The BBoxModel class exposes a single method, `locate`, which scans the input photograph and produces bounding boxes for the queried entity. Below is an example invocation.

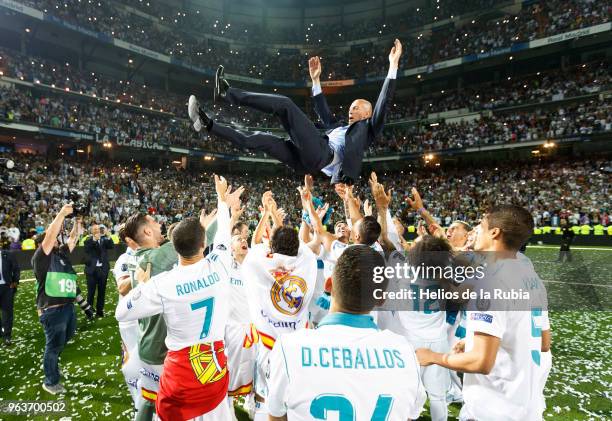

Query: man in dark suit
[83,224,114,317]
[188,39,402,185]
[0,249,20,346]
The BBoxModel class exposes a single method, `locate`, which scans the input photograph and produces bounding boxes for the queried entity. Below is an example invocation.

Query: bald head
[348,99,372,124]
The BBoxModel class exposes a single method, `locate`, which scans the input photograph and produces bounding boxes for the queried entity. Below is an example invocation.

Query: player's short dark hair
[232,222,248,235]
[486,204,534,250]
[333,245,386,313]
[270,226,299,256]
[408,235,453,280]
[118,224,127,243]
[358,216,381,246]
[123,213,149,245]
[171,217,205,258]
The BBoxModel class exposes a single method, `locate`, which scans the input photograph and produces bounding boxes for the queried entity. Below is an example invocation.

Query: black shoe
[96,311,104,318]
[214,65,230,102]
[188,95,213,132]
[3,337,12,347]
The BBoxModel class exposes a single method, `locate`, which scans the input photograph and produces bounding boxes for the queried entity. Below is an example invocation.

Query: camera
[67,190,90,217]
[75,287,94,320]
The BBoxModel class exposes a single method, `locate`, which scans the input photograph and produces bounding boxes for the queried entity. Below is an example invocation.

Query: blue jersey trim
[317,312,379,330]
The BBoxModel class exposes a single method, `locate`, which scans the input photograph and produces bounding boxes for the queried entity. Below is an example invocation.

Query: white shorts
[225,323,256,396]
[121,343,142,409]
[253,343,272,399]
[139,361,164,404]
[188,397,232,421]
[408,338,450,400]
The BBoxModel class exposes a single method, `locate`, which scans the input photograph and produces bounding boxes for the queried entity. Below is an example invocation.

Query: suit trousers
[211,87,333,173]
[0,284,16,339]
[86,267,108,315]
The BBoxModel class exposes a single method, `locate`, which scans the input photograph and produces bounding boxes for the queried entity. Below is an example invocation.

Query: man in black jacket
[0,249,20,346]
[84,224,114,317]
[188,39,402,185]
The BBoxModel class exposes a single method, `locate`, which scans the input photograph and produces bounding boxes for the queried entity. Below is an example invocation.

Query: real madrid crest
[269,269,308,316]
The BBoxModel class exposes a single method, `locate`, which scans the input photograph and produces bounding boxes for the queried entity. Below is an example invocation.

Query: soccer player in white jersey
[113,225,141,410]
[382,236,453,421]
[267,245,426,421]
[116,175,235,420]
[416,205,549,421]
[243,185,321,421]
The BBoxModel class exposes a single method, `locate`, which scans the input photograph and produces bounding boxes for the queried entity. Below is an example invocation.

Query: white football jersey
[267,313,426,421]
[115,203,234,351]
[113,248,138,331]
[227,259,250,324]
[462,257,548,421]
[242,242,318,347]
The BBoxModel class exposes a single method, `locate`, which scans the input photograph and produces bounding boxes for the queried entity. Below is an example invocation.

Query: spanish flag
[156,341,229,421]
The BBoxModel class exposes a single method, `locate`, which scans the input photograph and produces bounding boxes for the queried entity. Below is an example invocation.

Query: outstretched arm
[370,39,402,138]
[407,187,444,238]
[252,191,274,247]
[309,56,338,128]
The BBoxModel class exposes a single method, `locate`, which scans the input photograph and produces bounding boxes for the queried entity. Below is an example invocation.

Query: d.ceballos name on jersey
[301,346,405,370]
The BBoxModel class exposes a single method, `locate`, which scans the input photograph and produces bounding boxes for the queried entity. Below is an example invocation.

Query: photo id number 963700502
[0,401,67,415]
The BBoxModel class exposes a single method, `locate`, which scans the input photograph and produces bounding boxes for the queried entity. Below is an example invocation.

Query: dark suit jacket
[0,250,20,286]
[313,77,397,184]
[83,236,114,275]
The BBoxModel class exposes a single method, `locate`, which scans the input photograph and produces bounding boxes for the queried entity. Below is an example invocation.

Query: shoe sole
[188,95,202,132]
[214,65,224,103]
[188,95,199,121]
[42,384,65,395]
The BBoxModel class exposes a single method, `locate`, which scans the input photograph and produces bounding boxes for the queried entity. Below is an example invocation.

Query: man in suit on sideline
[188,39,402,186]
[0,249,20,346]
[84,224,114,317]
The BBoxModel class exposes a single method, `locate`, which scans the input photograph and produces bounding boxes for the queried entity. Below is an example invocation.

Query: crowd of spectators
[0,153,609,249]
[15,0,611,81]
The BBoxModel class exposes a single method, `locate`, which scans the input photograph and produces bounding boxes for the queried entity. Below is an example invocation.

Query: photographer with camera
[32,204,83,395]
[83,224,114,318]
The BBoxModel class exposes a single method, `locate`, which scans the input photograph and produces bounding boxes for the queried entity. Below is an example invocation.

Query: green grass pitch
[0,246,610,420]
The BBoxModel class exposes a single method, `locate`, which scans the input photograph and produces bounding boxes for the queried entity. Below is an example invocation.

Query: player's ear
[490,227,501,241]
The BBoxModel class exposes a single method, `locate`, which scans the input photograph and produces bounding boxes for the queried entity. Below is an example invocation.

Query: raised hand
[309,56,321,83]
[406,187,424,211]
[334,183,347,200]
[363,199,373,217]
[373,185,393,210]
[316,202,330,220]
[225,185,245,210]
[200,208,217,229]
[59,203,74,218]
[231,204,245,220]
[214,174,229,202]
[297,185,312,204]
[388,39,402,68]
[304,174,314,192]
